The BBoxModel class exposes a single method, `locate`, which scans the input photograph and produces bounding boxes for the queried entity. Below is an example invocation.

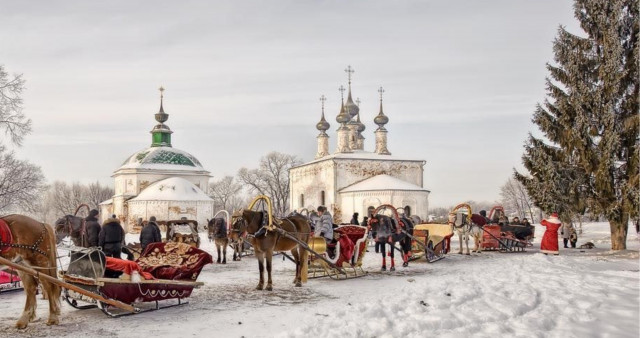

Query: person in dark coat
[85,209,101,247]
[350,213,359,225]
[99,216,125,258]
[139,216,162,252]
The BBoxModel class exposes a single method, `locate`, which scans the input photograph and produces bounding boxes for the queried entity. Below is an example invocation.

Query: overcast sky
[0,0,580,208]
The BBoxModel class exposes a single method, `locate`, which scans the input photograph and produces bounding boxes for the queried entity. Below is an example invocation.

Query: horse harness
[64,216,88,247]
[0,218,50,257]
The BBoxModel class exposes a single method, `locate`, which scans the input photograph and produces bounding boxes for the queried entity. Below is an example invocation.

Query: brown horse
[0,214,61,329]
[54,214,87,247]
[230,210,310,290]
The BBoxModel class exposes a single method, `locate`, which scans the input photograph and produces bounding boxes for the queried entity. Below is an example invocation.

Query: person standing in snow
[350,212,359,225]
[540,213,561,255]
[561,222,572,248]
[99,216,125,258]
[85,209,101,247]
[140,216,162,252]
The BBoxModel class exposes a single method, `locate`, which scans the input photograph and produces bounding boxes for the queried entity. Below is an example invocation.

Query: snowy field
[1,222,638,338]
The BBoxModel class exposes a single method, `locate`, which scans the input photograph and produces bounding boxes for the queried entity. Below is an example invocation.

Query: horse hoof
[46,318,59,326]
[458,252,463,255]
[16,320,28,329]
[266,285,273,291]
[465,253,470,256]
[222,261,226,264]
[295,282,302,287]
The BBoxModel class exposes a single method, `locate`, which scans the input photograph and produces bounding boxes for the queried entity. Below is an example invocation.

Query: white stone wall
[334,159,424,191]
[128,200,214,230]
[289,160,335,212]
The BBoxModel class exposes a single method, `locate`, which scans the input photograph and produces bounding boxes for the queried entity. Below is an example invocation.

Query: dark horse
[1,215,61,328]
[230,210,310,290]
[207,218,229,264]
[54,215,88,247]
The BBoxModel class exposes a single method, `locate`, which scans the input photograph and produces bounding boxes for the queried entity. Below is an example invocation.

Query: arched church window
[320,191,325,206]
[404,206,411,216]
[300,194,304,208]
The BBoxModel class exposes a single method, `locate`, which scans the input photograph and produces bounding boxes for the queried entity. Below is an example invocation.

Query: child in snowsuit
[569,227,578,248]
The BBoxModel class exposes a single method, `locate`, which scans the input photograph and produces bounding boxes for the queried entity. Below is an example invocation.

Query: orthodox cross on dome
[338,85,345,101]
[152,86,172,147]
[159,86,165,99]
[345,65,354,87]
[378,86,385,102]
[320,94,327,113]
[356,98,361,106]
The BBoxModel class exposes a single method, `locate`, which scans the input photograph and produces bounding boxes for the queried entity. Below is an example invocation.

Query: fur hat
[149,216,157,222]
[546,213,561,224]
[105,216,120,224]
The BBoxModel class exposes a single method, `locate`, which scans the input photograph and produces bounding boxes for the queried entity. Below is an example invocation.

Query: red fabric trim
[0,219,13,254]
[105,257,155,280]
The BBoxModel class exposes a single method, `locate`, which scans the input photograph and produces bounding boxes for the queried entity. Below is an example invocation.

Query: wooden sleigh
[61,242,212,317]
[307,225,369,279]
[481,206,535,252]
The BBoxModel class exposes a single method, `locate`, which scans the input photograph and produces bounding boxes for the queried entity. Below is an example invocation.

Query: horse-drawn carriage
[481,206,535,252]
[61,242,212,317]
[370,205,453,263]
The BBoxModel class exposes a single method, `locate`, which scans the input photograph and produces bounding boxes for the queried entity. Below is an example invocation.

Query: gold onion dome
[356,113,366,132]
[336,102,350,124]
[344,92,359,118]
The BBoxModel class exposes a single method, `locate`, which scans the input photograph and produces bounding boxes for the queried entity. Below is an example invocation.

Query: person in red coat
[540,213,561,255]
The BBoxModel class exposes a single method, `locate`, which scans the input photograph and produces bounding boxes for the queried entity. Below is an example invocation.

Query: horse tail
[300,246,308,283]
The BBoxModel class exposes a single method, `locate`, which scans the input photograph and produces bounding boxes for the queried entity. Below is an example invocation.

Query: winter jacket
[85,216,101,247]
[470,214,487,227]
[99,219,125,258]
[315,212,334,241]
[139,221,162,251]
[350,216,359,225]
[561,223,572,239]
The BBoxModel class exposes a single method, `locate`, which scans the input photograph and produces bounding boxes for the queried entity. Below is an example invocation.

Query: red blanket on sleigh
[136,242,213,280]
[105,257,155,280]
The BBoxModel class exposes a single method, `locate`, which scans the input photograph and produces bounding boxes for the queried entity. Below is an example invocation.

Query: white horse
[449,213,483,255]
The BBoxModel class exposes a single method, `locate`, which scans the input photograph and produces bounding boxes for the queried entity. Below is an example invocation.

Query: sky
[0,0,581,208]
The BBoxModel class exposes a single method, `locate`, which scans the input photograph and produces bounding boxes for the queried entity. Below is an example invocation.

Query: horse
[0,214,61,329]
[54,214,88,247]
[230,210,310,290]
[207,218,229,264]
[449,212,482,255]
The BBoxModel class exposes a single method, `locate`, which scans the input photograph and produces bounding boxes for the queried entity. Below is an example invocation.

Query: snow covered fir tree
[516,0,639,250]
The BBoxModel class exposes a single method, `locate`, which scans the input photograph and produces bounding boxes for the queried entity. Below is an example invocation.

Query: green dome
[119,146,204,171]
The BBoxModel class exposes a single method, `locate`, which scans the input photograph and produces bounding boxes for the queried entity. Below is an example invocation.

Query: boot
[255,227,267,238]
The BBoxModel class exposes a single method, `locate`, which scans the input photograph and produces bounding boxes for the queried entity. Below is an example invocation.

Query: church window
[300,194,304,208]
[320,191,325,206]
[404,206,411,216]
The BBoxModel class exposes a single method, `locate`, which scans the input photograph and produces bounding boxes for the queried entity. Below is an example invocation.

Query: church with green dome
[100,88,213,232]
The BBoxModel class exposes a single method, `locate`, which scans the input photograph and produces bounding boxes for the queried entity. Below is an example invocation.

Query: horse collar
[0,221,50,257]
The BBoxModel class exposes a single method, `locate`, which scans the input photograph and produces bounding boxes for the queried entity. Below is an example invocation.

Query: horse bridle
[0,220,50,257]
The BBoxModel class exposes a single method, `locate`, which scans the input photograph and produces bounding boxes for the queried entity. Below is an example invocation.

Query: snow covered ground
[0,222,638,338]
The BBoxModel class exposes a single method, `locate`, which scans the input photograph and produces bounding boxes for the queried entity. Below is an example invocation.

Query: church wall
[128,200,214,230]
[334,159,424,191]
[289,159,335,212]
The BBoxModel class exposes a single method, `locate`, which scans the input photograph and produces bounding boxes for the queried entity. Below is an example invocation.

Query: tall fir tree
[516,0,639,250]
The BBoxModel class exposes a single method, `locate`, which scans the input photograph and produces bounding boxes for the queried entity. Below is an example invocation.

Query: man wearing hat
[85,209,101,247]
[99,215,125,258]
[139,216,162,252]
[540,213,562,255]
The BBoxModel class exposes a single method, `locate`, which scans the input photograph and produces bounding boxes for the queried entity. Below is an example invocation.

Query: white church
[100,88,214,232]
[289,67,430,223]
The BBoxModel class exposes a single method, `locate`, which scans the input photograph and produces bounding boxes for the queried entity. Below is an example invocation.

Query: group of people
[540,212,578,255]
[82,209,162,259]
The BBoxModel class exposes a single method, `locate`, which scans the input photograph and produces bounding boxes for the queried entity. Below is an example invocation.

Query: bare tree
[86,181,114,210]
[208,176,242,211]
[500,177,535,221]
[0,145,45,213]
[237,151,301,216]
[0,65,44,214]
[0,65,31,146]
